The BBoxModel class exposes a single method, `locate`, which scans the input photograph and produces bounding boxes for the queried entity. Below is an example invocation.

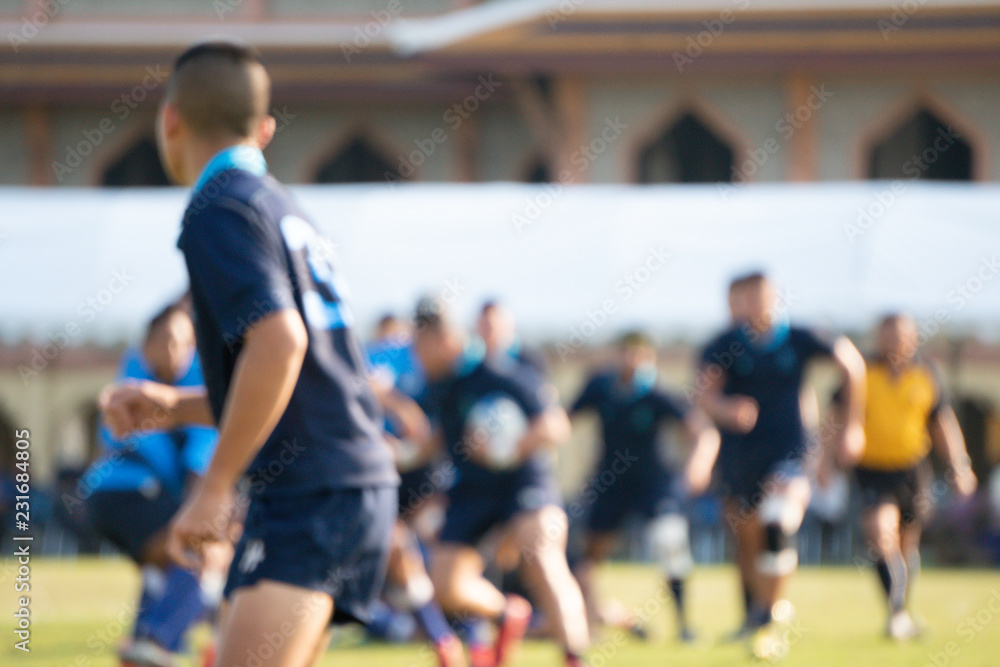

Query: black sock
[668,578,686,627]
[875,558,893,600]
[742,581,754,620]
[876,556,908,613]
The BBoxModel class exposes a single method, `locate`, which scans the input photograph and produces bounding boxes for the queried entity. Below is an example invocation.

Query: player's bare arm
[694,364,759,433]
[516,405,572,457]
[100,381,215,438]
[929,405,977,497]
[682,409,722,496]
[829,336,867,466]
[167,308,308,569]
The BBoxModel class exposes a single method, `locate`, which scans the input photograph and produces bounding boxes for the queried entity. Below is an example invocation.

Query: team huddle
[92,40,978,667]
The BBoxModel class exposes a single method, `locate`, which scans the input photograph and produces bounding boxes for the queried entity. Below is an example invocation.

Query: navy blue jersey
[569,371,689,477]
[427,347,553,489]
[177,166,398,497]
[700,324,834,464]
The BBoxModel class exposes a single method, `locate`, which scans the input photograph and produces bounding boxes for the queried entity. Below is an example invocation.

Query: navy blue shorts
[585,471,685,534]
[718,455,805,510]
[225,486,397,625]
[397,463,453,520]
[440,471,562,547]
[87,486,181,562]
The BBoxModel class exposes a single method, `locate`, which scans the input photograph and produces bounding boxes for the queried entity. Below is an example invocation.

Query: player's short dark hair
[414,296,447,332]
[166,40,270,139]
[479,299,501,315]
[619,330,654,350]
[730,271,768,292]
[145,302,188,341]
[879,312,914,329]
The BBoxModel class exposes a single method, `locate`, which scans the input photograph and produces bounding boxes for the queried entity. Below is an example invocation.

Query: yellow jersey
[858,360,942,471]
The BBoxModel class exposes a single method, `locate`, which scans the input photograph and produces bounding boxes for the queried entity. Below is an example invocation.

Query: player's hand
[166,479,235,571]
[722,396,759,433]
[952,465,977,499]
[836,421,865,467]
[99,380,178,439]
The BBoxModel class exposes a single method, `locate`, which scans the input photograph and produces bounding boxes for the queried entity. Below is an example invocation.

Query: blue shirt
[700,324,834,464]
[176,149,398,497]
[570,370,689,478]
[88,348,217,496]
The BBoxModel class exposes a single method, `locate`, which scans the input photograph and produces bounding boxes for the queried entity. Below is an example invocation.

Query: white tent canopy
[2,182,999,347]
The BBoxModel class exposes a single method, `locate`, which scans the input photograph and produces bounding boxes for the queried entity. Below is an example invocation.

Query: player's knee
[756,496,800,576]
[648,514,692,579]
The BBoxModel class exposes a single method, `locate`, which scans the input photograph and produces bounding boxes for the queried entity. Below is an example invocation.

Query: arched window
[315,136,401,183]
[638,112,735,183]
[868,107,972,180]
[102,136,170,187]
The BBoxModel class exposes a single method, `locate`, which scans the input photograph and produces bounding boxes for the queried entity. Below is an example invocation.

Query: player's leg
[387,522,465,667]
[752,471,810,626]
[647,512,695,640]
[573,530,619,633]
[431,543,507,618]
[216,581,334,667]
[509,505,590,665]
[724,496,761,639]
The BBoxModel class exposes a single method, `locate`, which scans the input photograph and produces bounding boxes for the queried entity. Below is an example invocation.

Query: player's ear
[158,102,182,139]
[255,114,277,150]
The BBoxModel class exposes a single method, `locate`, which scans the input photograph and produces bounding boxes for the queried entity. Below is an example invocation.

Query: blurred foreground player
[101,41,398,667]
[696,273,867,659]
[88,303,222,667]
[832,314,976,640]
[413,298,590,667]
[568,331,719,642]
[367,318,467,667]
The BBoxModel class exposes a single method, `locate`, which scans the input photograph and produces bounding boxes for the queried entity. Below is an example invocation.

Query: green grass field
[2,558,998,666]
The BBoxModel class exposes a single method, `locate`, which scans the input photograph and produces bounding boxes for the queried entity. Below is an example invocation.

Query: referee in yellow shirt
[835,314,976,641]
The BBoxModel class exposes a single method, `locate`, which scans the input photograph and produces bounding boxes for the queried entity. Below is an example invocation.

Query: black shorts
[584,471,685,534]
[718,455,805,511]
[225,486,397,625]
[855,461,932,525]
[87,486,181,562]
[440,473,562,547]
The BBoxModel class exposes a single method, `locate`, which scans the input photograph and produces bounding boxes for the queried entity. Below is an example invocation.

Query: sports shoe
[887,610,921,642]
[119,639,176,667]
[494,595,532,666]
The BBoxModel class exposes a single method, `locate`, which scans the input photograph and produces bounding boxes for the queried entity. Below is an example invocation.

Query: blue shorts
[87,486,181,562]
[440,470,561,547]
[225,486,397,625]
[585,470,685,534]
[718,454,805,510]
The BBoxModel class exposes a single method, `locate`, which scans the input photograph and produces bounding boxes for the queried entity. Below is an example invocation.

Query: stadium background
[0,0,999,583]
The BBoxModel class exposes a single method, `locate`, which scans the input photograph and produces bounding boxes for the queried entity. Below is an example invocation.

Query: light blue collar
[193,145,267,193]
[454,338,487,378]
